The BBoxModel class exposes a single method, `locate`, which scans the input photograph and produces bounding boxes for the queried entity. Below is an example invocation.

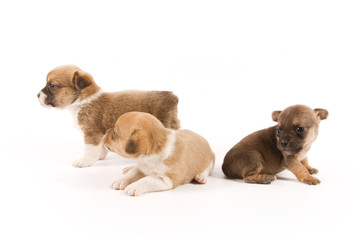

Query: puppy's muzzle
[280,139,288,148]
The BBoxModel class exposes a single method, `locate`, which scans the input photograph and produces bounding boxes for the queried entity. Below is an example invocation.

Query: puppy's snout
[37,92,40,98]
[280,139,288,148]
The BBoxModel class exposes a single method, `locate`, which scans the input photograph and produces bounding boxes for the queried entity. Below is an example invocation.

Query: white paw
[112,178,130,190]
[194,174,207,184]
[122,166,134,175]
[124,182,146,196]
[72,158,94,168]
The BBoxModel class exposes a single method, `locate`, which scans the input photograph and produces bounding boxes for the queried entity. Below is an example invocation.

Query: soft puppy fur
[38,65,180,167]
[222,105,328,185]
[103,112,215,196]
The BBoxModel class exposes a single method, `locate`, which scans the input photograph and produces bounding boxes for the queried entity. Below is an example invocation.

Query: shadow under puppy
[103,112,215,196]
[37,65,180,168]
[222,105,328,185]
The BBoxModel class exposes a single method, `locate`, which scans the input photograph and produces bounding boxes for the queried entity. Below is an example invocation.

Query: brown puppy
[103,112,215,196]
[38,65,180,167]
[222,105,328,185]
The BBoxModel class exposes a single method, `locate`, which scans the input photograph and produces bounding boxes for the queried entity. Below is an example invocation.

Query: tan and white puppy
[38,65,180,168]
[103,112,215,196]
[222,105,328,185]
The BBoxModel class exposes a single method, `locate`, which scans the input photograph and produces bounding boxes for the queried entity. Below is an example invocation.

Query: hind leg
[243,172,276,184]
[222,151,266,180]
[194,161,214,184]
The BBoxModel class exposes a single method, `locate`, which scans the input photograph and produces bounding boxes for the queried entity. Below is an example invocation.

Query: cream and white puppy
[37,65,180,168]
[103,112,215,196]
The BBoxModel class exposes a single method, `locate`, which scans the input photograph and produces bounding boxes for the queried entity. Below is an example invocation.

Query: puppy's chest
[296,147,311,161]
[67,105,82,130]
[136,155,169,176]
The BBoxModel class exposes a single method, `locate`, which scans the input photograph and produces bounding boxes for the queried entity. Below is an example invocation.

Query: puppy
[38,65,180,167]
[222,105,328,185]
[103,112,215,196]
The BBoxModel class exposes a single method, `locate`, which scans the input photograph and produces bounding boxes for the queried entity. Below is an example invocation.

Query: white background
[1,0,359,239]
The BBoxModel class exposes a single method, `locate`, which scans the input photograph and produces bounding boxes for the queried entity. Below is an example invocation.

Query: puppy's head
[103,112,169,158]
[272,105,328,155]
[37,65,99,108]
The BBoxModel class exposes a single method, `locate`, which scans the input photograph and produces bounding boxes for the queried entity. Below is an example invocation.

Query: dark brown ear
[72,70,92,90]
[125,140,138,154]
[125,129,140,154]
[314,108,328,120]
[272,111,282,122]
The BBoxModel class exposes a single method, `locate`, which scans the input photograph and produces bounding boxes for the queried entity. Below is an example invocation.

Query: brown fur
[103,112,215,192]
[38,65,180,167]
[222,105,328,185]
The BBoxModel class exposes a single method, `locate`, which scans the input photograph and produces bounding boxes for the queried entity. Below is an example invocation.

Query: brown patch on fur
[222,105,328,185]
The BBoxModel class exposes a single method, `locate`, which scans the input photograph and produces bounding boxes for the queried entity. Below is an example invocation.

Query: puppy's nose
[37,92,40,98]
[280,140,288,148]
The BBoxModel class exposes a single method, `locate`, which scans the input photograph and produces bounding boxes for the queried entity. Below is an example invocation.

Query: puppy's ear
[125,140,138,154]
[314,108,328,120]
[272,111,282,122]
[125,129,140,154]
[72,70,92,90]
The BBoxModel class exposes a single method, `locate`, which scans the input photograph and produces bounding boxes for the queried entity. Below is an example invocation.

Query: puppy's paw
[72,158,94,168]
[112,178,130,190]
[307,168,319,175]
[122,166,134,175]
[302,176,321,185]
[124,182,146,196]
[194,174,207,184]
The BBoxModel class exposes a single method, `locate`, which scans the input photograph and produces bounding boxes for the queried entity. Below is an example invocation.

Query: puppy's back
[105,90,180,130]
[222,126,282,178]
[166,130,215,186]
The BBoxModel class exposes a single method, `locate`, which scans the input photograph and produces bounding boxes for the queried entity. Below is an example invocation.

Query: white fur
[195,160,214,184]
[66,89,104,130]
[114,130,177,196]
[134,130,176,176]
[124,175,173,196]
[38,92,51,108]
[112,167,141,190]
[72,143,103,168]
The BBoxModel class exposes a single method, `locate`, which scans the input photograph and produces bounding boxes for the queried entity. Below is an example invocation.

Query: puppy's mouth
[38,91,56,108]
[279,146,303,155]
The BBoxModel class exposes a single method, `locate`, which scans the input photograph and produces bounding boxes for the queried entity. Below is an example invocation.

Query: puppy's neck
[135,130,176,176]
[72,89,104,107]
[66,89,104,129]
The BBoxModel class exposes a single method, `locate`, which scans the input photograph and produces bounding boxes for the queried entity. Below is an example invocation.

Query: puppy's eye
[276,128,281,135]
[112,130,117,138]
[48,83,55,89]
[295,127,304,132]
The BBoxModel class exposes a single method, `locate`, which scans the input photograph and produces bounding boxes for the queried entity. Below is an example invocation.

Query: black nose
[37,92,40,98]
[280,140,288,147]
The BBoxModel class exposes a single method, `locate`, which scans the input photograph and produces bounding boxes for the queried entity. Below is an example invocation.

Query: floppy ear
[72,70,92,90]
[125,140,138,154]
[272,111,281,122]
[314,108,328,120]
[125,129,140,154]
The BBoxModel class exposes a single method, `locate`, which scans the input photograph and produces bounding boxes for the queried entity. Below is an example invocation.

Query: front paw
[307,167,319,175]
[124,182,146,196]
[301,176,321,185]
[72,158,94,168]
[112,178,130,190]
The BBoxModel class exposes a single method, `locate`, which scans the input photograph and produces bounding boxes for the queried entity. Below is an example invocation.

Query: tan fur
[38,65,180,167]
[222,105,328,185]
[103,112,215,194]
